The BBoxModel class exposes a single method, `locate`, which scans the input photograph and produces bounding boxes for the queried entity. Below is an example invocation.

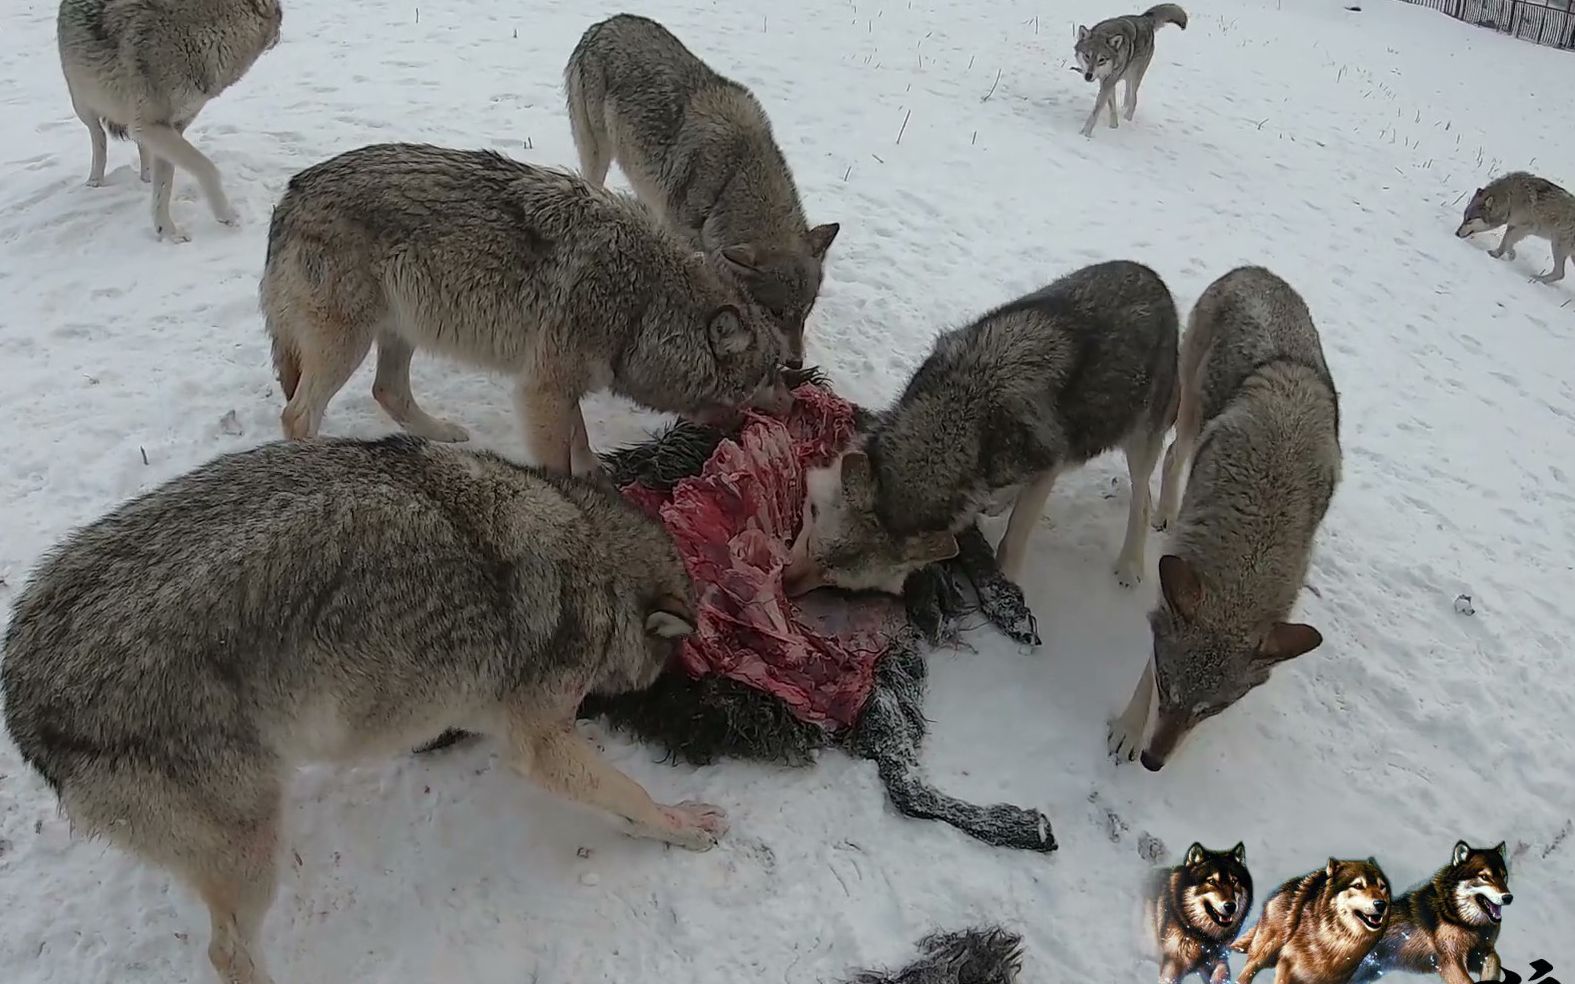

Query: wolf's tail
[563,24,609,179]
[1144,3,1188,29]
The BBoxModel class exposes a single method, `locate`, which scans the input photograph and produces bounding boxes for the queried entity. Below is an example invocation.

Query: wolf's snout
[1501,893,1514,905]
[1139,750,1164,771]
[1221,900,1237,917]
[1371,899,1387,915]
[1084,71,1094,81]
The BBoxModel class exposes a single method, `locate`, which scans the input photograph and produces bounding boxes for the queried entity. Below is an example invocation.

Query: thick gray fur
[1073,4,1187,138]
[1,435,729,984]
[57,0,282,241]
[1454,170,1575,284]
[787,260,1180,602]
[260,143,788,476]
[1109,266,1341,772]
[565,13,841,367]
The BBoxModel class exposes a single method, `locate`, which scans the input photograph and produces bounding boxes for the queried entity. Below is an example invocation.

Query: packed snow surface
[1,0,1571,980]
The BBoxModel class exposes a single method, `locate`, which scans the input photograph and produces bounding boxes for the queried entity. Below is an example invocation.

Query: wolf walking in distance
[1351,841,1513,984]
[565,13,841,367]
[784,260,1179,601]
[1146,842,1254,984]
[1109,266,1339,772]
[1232,858,1391,984]
[1073,4,1188,138]
[1455,170,1575,284]
[261,143,787,475]
[57,0,282,242]
[1,436,727,984]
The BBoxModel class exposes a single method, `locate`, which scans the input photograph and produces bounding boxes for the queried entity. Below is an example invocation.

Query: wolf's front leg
[511,720,728,851]
[1108,656,1155,763]
[1479,950,1502,982]
[1488,225,1526,260]
[1082,87,1110,137]
[515,378,578,474]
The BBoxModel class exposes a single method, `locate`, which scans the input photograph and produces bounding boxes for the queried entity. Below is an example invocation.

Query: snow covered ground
[2,0,1572,980]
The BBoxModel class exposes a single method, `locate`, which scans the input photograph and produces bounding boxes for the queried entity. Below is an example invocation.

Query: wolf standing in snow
[261,143,788,475]
[1,436,727,984]
[1147,842,1254,984]
[565,13,841,368]
[1350,841,1513,984]
[56,0,282,242]
[784,260,1179,602]
[1232,858,1391,984]
[1455,170,1575,284]
[1109,266,1339,772]
[1073,4,1187,138]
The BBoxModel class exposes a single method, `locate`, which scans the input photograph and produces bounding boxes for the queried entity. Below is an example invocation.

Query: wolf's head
[1074,24,1126,82]
[1175,842,1253,936]
[1139,555,1324,771]
[783,449,958,597]
[1442,841,1512,927]
[714,224,840,370]
[1455,185,1509,238]
[1328,858,1391,935]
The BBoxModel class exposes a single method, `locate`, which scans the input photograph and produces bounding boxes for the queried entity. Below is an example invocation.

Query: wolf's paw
[660,801,729,851]
[425,420,470,443]
[1107,718,1142,763]
[85,175,104,188]
[157,221,191,244]
[1150,517,1169,532]
[215,207,240,227]
[1115,560,1143,587]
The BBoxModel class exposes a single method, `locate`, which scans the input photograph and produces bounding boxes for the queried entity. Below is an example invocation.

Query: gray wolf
[1232,858,1391,984]
[1454,170,1575,284]
[57,0,282,242]
[1108,266,1339,771]
[1145,842,1253,984]
[565,13,840,367]
[1351,841,1512,984]
[0,435,727,984]
[260,143,788,475]
[784,260,1179,599]
[1073,4,1187,138]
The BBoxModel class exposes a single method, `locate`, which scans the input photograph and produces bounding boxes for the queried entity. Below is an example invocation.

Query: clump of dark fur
[843,927,1025,984]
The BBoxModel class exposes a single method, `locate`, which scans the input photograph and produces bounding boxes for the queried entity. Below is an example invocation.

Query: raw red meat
[620,385,890,729]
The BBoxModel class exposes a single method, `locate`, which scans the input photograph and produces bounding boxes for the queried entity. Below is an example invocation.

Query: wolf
[1232,858,1391,984]
[1454,170,1575,284]
[1108,266,1339,772]
[260,143,788,475]
[57,0,282,242]
[565,13,840,367]
[1350,841,1513,984]
[1073,4,1187,138]
[783,260,1179,601]
[0,435,727,984]
[1146,842,1253,984]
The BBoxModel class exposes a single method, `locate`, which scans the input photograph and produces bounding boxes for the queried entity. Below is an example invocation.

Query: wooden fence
[1400,0,1575,49]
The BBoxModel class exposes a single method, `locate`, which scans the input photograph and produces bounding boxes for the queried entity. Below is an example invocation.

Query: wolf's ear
[1257,622,1323,664]
[1110,35,1125,49]
[707,306,753,357]
[1158,555,1203,620]
[1453,840,1471,865]
[903,530,958,565]
[721,243,761,275]
[806,223,840,259]
[839,450,875,503]
[1326,857,1339,877]
[645,595,696,640]
[1232,842,1247,864]
[1493,841,1507,859]
[1076,23,1090,40]
[1482,194,1495,209]
[1185,843,1206,866]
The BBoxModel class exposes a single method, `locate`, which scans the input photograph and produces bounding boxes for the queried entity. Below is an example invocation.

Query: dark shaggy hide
[418,370,1054,853]
[842,927,1025,984]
